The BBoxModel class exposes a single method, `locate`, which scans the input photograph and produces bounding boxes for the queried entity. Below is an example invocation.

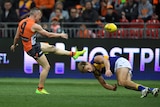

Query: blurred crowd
[0,0,160,38]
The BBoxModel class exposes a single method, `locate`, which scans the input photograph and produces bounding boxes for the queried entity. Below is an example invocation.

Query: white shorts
[114,57,132,75]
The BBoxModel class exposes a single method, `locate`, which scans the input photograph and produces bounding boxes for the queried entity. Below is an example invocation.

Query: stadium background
[0,38,160,80]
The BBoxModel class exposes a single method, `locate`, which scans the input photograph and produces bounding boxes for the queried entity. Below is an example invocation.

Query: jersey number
[20,22,27,35]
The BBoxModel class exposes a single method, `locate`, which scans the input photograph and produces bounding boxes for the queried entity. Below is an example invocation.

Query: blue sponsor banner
[0,38,160,80]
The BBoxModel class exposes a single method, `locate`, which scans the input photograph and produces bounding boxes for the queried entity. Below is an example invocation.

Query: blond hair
[78,61,87,73]
[30,7,42,15]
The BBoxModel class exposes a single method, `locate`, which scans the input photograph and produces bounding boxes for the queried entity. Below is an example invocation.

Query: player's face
[82,62,94,73]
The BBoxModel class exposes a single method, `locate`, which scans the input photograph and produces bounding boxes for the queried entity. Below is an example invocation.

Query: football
[104,23,117,33]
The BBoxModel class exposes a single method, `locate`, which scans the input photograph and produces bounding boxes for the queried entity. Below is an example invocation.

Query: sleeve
[104,55,109,60]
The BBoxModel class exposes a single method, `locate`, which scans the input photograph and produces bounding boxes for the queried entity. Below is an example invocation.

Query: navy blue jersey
[90,56,120,74]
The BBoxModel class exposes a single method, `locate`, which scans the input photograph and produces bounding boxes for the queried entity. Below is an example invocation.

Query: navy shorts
[27,42,43,60]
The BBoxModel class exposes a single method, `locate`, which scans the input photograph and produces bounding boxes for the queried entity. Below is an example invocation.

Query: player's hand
[112,84,117,91]
[10,44,18,52]
[105,70,113,77]
[60,33,68,39]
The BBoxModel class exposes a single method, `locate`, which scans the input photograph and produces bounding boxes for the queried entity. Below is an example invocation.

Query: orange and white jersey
[18,18,37,52]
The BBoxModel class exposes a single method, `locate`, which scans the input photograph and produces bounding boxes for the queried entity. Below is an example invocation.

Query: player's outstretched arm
[96,75,117,91]
[32,24,68,39]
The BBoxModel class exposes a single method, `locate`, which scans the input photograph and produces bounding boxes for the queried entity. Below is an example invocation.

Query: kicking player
[78,55,159,98]
[10,7,86,94]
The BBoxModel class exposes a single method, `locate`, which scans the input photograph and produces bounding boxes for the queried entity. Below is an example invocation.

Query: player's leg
[116,68,150,98]
[115,58,149,91]
[126,72,159,98]
[40,42,86,59]
[125,72,138,90]
[27,43,50,94]
[116,67,139,89]
[40,42,70,55]
[115,57,159,98]
[35,54,50,94]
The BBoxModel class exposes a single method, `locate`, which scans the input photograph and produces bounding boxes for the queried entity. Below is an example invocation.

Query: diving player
[78,55,159,98]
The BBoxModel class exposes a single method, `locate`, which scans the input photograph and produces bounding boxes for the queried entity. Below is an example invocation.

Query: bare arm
[32,24,68,39]
[95,75,117,91]
[10,28,20,52]
[103,56,113,77]
[93,55,116,90]
[94,55,112,77]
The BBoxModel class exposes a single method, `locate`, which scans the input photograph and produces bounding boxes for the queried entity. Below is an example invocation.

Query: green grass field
[0,78,159,107]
